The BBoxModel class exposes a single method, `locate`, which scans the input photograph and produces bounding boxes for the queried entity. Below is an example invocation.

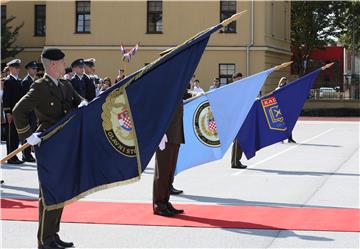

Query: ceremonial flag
[237,68,322,160]
[35,21,228,210]
[175,68,273,175]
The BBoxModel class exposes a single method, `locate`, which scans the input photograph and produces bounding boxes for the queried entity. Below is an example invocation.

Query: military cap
[71,58,84,68]
[65,67,73,74]
[84,58,96,67]
[6,59,21,68]
[42,48,65,60]
[25,61,38,69]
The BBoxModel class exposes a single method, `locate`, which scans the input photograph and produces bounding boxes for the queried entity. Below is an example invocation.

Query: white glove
[26,132,41,146]
[78,100,88,108]
[159,134,168,151]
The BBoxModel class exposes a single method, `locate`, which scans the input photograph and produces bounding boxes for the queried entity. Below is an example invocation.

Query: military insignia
[261,96,287,131]
[193,101,220,147]
[101,88,136,157]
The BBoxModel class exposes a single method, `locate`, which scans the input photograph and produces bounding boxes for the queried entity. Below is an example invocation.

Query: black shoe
[38,240,65,249]
[231,163,247,169]
[288,139,296,143]
[54,234,74,248]
[167,202,184,214]
[154,207,176,217]
[22,156,36,163]
[1,180,4,184]
[170,186,183,195]
[7,158,24,164]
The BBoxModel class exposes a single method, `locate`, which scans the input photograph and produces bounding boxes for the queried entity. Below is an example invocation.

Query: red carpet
[1,199,359,232]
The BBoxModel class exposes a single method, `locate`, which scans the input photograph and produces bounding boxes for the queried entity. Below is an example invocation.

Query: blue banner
[175,69,273,175]
[237,69,322,159]
[35,24,223,209]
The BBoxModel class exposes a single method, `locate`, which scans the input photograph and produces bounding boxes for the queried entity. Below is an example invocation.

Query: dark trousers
[6,122,19,161]
[231,139,243,166]
[38,190,63,246]
[153,143,180,211]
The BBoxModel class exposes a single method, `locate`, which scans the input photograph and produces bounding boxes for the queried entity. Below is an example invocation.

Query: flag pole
[273,61,293,71]
[220,10,248,26]
[321,62,334,70]
[0,143,31,164]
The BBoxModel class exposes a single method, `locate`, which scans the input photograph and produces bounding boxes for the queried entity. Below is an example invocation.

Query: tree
[1,16,24,61]
[291,1,346,76]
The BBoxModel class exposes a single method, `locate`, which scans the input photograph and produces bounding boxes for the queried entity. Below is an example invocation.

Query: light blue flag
[175,68,273,175]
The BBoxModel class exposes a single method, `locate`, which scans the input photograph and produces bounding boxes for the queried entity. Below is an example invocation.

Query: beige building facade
[1,0,291,93]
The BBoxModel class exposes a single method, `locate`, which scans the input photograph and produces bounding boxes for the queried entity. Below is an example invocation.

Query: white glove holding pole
[78,100,88,108]
[159,134,168,151]
[26,132,42,146]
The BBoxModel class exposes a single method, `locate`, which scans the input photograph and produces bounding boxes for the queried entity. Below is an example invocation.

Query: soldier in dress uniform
[2,59,24,164]
[70,58,86,98]
[152,45,189,216]
[20,61,38,162]
[13,48,86,249]
[83,58,97,101]
[153,98,186,217]
[277,77,296,143]
[230,72,247,169]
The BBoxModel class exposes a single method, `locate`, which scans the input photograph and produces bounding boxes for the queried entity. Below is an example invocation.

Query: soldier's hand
[26,132,42,146]
[78,100,88,108]
[6,113,12,124]
[159,134,168,151]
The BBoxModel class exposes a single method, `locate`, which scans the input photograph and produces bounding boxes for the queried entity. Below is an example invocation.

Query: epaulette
[34,77,48,85]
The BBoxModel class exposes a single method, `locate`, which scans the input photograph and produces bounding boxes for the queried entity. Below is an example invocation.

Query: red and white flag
[120,43,139,62]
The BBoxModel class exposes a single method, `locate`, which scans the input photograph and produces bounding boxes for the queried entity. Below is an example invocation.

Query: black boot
[54,234,74,248]
[170,185,183,195]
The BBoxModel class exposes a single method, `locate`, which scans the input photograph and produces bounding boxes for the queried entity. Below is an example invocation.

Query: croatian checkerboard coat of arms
[261,96,287,131]
[101,88,136,157]
[193,101,220,147]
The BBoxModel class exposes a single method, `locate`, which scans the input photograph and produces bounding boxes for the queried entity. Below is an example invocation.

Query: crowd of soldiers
[0,57,126,165]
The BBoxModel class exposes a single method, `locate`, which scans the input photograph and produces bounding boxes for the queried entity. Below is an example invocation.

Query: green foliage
[291,1,359,75]
[1,16,24,61]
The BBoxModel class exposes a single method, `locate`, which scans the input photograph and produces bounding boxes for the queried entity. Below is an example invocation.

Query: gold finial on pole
[221,10,248,27]
[321,62,334,70]
[273,61,293,71]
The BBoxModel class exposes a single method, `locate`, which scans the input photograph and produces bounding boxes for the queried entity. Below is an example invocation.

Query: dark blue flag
[35,24,224,210]
[237,69,321,160]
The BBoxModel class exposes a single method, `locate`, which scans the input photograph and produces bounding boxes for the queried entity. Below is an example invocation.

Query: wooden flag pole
[321,62,334,70]
[1,143,31,164]
[273,61,293,71]
[221,10,248,26]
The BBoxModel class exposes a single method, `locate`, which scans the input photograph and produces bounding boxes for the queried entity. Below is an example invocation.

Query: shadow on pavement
[297,143,341,148]
[178,194,347,209]
[175,214,333,241]
[246,168,359,177]
[1,198,36,209]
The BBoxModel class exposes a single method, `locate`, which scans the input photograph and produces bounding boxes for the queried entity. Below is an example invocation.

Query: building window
[76,1,90,33]
[220,0,236,33]
[219,64,235,85]
[147,0,162,34]
[34,5,46,36]
[1,5,6,25]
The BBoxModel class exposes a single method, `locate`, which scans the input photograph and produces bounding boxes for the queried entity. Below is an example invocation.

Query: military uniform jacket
[12,75,82,140]
[83,74,96,101]
[166,102,185,144]
[21,75,34,96]
[70,74,86,98]
[3,75,23,114]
